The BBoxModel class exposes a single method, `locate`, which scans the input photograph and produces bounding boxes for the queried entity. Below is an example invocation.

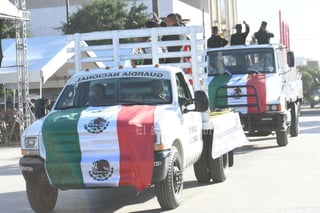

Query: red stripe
[247,74,266,113]
[117,105,155,191]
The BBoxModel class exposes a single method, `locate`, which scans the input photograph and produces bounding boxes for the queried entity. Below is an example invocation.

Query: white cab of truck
[206,44,303,146]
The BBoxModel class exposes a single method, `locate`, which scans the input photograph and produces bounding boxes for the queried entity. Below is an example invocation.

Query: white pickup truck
[19,26,247,212]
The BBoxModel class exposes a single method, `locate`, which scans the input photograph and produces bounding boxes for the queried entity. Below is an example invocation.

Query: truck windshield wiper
[55,105,78,110]
[212,71,232,76]
[119,100,147,105]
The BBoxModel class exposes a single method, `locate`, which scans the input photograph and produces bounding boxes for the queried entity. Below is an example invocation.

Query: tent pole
[4,84,6,111]
[40,75,43,98]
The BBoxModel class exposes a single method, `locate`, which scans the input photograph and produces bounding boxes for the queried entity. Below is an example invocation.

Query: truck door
[175,73,203,166]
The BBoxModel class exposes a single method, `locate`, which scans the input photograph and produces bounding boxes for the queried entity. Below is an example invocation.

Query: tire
[26,180,58,213]
[193,149,210,183]
[228,150,234,167]
[311,102,314,108]
[193,134,211,183]
[155,146,183,210]
[290,103,299,137]
[276,129,288,146]
[209,153,228,183]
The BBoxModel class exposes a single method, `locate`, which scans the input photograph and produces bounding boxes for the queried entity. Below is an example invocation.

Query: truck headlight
[21,136,40,156]
[266,104,281,112]
[313,96,319,101]
[153,129,171,151]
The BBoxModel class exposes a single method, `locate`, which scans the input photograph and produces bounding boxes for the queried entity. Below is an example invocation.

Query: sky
[237,0,320,61]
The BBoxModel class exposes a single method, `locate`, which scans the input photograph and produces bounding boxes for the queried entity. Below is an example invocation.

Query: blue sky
[237,0,320,61]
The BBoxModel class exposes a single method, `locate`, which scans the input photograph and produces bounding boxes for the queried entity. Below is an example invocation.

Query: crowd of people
[132,13,275,66]
[131,12,190,66]
[0,107,20,144]
[207,20,274,48]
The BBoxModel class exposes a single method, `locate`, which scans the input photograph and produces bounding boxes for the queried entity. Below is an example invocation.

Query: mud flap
[209,111,248,159]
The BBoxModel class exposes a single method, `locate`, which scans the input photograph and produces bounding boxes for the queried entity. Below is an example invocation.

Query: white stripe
[265,74,281,104]
[227,74,248,113]
[77,106,121,187]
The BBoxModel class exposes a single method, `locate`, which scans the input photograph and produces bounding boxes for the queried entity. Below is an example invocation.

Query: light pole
[152,0,159,17]
[66,0,70,25]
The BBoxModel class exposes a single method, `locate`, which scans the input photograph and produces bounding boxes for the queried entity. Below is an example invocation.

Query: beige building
[21,0,237,40]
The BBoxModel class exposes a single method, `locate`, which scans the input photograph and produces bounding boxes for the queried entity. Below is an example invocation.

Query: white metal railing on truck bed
[66,26,207,90]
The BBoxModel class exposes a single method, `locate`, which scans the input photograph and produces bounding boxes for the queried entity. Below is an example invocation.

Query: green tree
[1,19,16,67]
[59,0,149,34]
[0,20,15,38]
[298,65,320,99]
[0,19,16,98]
[124,2,148,29]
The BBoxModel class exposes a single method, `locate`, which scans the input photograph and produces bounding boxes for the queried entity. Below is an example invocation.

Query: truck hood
[208,73,282,113]
[40,105,157,191]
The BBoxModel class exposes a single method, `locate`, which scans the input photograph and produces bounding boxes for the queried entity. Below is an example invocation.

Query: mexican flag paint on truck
[42,105,155,192]
[208,73,281,114]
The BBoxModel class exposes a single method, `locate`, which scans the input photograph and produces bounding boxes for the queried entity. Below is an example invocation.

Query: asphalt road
[1,104,320,213]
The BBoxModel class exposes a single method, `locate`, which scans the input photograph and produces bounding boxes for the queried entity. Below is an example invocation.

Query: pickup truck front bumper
[152,150,171,182]
[240,112,288,132]
[19,150,171,185]
[19,157,47,183]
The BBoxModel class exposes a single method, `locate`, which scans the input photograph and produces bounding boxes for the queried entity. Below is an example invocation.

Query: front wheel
[155,146,183,210]
[276,129,288,146]
[193,136,210,183]
[290,103,299,137]
[26,180,58,213]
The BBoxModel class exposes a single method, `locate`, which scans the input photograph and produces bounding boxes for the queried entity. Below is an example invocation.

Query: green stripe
[208,76,232,110]
[42,108,85,187]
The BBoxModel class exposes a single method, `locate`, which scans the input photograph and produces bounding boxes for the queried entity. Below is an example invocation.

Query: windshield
[54,77,172,109]
[312,88,320,95]
[207,48,275,76]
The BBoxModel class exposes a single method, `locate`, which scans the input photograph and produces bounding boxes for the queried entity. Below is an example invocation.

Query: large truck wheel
[209,153,228,183]
[290,103,299,137]
[193,138,210,183]
[155,146,183,209]
[26,180,58,213]
[276,129,288,146]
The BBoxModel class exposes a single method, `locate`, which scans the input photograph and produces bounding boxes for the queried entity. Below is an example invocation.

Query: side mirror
[194,90,209,112]
[287,51,295,67]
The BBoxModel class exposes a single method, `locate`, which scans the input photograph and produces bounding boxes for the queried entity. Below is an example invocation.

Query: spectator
[252,21,274,44]
[153,12,166,27]
[161,13,187,63]
[207,26,228,48]
[230,21,250,45]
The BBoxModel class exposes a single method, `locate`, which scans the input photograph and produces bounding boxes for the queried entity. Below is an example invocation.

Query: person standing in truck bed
[252,21,274,44]
[207,26,228,48]
[161,13,187,63]
[230,21,250,45]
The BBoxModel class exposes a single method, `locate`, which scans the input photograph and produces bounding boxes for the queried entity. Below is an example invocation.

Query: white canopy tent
[0,0,25,19]
[0,35,104,92]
